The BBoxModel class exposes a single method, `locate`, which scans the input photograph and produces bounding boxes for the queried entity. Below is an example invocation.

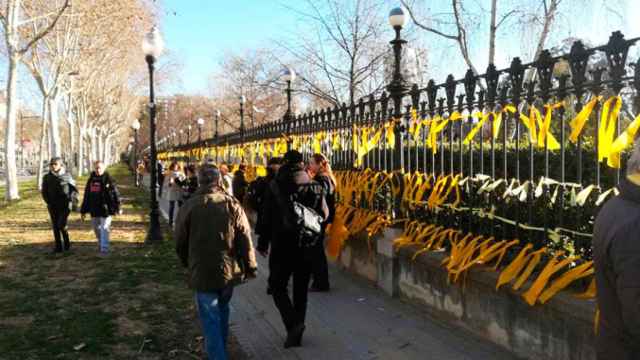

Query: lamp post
[131,118,141,186]
[187,124,192,145]
[197,117,204,142]
[180,129,184,145]
[281,67,296,149]
[215,110,220,163]
[387,7,409,171]
[171,131,176,146]
[240,96,246,157]
[142,26,164,243]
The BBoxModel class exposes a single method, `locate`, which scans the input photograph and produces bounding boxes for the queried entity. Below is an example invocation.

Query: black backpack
[270,181,324,248]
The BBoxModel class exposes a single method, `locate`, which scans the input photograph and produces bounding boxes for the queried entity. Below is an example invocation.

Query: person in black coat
[42,157,78,253]
[179,164,199,202]
[232,163,249,203]
[258,150,328,349]
[80,161,121,254]
[307,153,336,292]
[593,142,640,360]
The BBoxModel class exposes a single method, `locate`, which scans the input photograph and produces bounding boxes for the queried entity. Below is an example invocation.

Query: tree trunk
[489,0,497,65]
[77,127,85,176]
[102,136,111,166]
[48,96,62,158]
[97,133,104,163]
[36,116,48,190]
[89,130,96,166]
[4,51,20,200]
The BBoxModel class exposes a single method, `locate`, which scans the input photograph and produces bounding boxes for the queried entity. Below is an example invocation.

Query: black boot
[284,324,305,348]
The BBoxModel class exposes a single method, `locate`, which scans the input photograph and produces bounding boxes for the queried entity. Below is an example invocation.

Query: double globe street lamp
[142,26,164,244]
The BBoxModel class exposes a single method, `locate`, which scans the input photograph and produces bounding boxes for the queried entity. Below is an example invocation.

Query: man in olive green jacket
[175,164,257,360]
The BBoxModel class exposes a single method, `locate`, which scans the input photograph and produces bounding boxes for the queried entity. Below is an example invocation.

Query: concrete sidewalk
[152,183,517,359]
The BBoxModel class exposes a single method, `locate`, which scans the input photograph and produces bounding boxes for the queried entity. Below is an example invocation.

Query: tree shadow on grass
[0,240,209,359]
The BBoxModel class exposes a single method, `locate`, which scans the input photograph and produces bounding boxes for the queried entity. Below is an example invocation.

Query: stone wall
[335,227,597,360]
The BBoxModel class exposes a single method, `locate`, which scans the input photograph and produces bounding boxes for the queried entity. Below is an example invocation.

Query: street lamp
[197,117,205,142]
[131,118,141,187]
[281,66,296,148]
[387,7,409,171]
[180,129,185,145]
[215,110,220,163]
[142,25,164,244]
[187,124,192,144]
[240,96,246,153]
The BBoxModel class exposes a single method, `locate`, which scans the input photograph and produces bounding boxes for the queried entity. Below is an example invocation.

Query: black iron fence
[160,31,640,260]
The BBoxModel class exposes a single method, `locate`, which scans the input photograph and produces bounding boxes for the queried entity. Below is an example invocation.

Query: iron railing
[160,31,640,260]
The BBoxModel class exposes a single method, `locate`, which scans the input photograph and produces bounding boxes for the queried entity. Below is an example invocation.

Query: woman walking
[165,161,186,227]
[180,164,199,202]
[307,153,336,292]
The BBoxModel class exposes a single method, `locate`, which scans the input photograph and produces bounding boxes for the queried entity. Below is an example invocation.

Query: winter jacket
[174,186,257,292]
[165,171,185,202]
[593,177,640,360]
[251,171,276,237]
[80,171,121,218]
[232,170,248,203]
[178,176,199,201]
[222,174,234,196]
[257,163,328,253]
[314,173,336,225]
[42,170,78,211]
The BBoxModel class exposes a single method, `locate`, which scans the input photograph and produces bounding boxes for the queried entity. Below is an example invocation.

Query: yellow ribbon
[598,96,623,168]
[569,96,602,142]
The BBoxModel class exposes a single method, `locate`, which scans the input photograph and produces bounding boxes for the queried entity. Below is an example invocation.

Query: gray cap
[198,164,221,185]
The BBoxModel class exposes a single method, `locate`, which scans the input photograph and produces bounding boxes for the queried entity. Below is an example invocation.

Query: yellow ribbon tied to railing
[569,96,602,142]
[598,96,623,168]
[608,113,640,168]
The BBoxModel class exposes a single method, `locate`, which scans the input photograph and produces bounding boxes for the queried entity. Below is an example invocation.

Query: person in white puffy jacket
[165,161,186,226]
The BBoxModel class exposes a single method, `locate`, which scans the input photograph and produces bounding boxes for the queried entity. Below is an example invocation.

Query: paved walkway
[155,187,518,360]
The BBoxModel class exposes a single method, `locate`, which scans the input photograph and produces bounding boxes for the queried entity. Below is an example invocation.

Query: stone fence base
[335,227,596,360]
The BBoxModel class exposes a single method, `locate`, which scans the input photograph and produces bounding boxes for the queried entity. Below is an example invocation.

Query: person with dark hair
[179,164,199,202]
[165,161,185,227]
[175,163,257,360]
[80,161,121,255]
[259,150,328,348]
[42,157,78,253]
[251,157,282,295]
[232,163,249,203]
[593,141,640,359]
[307,153,337,292]
[219,163,233,195]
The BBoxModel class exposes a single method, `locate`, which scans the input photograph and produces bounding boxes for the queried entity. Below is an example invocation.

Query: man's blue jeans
[195,287,234,360]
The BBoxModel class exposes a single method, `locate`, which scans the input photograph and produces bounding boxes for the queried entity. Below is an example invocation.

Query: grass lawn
[0,164,245,359]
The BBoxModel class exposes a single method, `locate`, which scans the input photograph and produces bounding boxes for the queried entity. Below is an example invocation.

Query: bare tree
[276,0,388,106]
[1,0,69,200]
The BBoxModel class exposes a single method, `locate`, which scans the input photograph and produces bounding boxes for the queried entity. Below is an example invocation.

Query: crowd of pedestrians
[157,150,336,357]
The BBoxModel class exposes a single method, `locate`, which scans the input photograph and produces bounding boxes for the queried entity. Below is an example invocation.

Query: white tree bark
[47,96,62,157]
[1,0,70,199]
[36,115,48,190]
[4,52,20,199]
